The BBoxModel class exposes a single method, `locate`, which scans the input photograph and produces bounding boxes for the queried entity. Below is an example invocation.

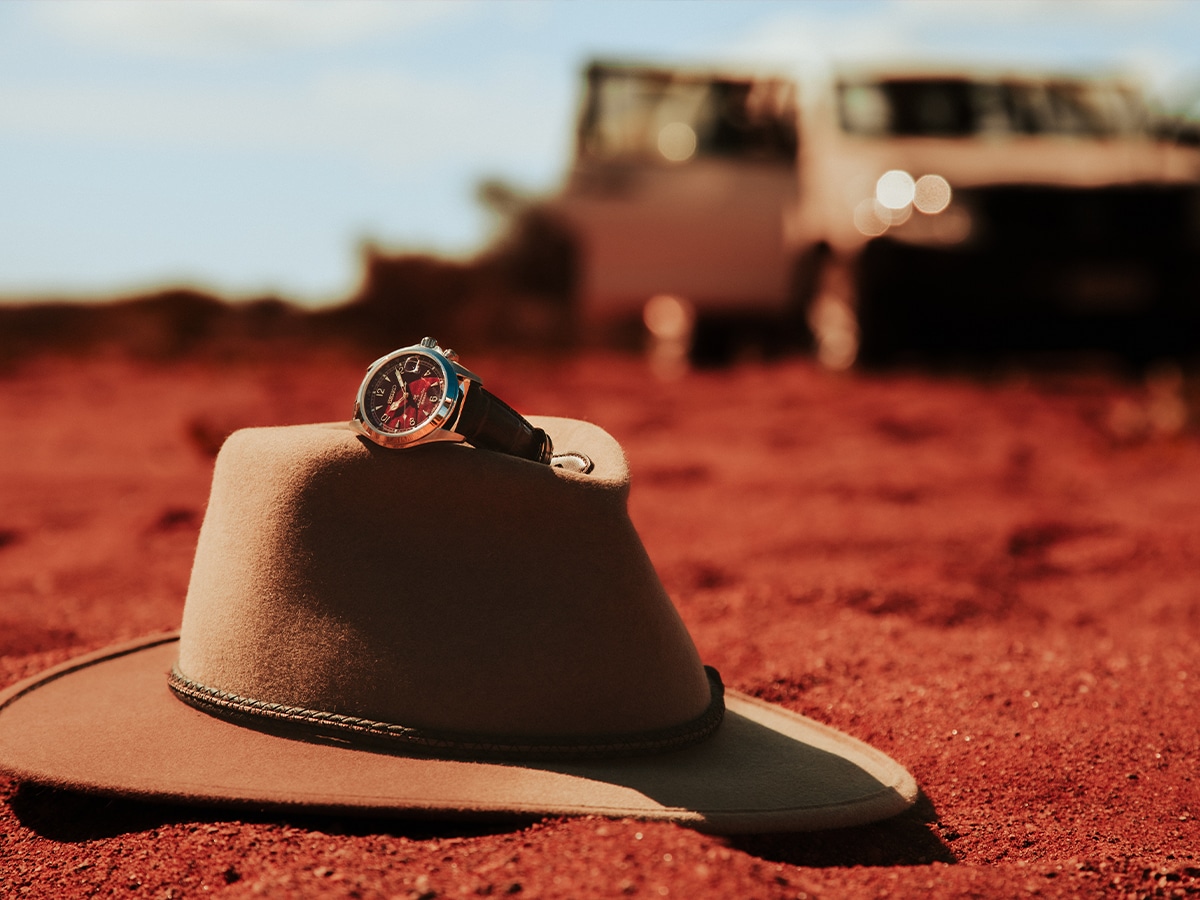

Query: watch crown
[419,336,437,349]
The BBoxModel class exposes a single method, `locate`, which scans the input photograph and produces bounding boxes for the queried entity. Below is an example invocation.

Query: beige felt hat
[0,418,918,833]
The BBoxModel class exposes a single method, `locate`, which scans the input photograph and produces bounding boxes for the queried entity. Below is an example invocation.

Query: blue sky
[1,0,1198,306]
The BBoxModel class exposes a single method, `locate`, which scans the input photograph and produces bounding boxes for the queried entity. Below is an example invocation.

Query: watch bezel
[351,345,464,449]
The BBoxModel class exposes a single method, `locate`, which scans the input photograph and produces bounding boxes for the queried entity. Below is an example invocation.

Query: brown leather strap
[167,666,725,761]
[453,385,553,464]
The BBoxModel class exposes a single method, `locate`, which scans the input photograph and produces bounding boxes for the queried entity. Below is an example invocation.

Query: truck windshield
[578,65,798,163]
[838,77,1147,139]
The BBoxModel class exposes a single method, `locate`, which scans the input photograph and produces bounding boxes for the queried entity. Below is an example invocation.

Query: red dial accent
[364,354,446,435]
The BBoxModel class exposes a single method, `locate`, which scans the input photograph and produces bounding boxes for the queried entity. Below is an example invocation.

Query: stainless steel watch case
[349,338,480,450]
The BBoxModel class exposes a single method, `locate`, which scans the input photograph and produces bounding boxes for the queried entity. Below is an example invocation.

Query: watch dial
[363,353,447,434]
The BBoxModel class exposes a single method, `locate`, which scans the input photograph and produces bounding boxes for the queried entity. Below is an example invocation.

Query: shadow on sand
[7,780,530,843]
[729,791,955,867]
[9,781,952,868]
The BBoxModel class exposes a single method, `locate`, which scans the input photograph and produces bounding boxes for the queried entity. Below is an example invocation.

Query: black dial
[363,353,447,434]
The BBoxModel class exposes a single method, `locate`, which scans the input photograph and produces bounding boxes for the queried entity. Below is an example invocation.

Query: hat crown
[176,419,714,753]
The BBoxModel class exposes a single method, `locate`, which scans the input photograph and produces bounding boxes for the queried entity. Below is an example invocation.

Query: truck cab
[798,66,1200,365]
[548,61,805,360]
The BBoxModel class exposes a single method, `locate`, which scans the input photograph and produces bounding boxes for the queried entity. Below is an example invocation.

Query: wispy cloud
[724,0,1200,95]
[31,0,470,58]
[0,67,562,178]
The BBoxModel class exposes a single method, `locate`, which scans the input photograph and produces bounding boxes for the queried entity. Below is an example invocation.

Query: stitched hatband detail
[168,666,725,761]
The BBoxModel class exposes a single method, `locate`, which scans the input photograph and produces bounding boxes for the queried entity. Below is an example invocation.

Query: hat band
[167,666,725,761]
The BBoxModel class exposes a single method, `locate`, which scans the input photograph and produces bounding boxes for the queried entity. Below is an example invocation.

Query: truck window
[839,79,976,137]
[838,77,1150,139]
[578,65,797,164]
[1004,81,1145,137]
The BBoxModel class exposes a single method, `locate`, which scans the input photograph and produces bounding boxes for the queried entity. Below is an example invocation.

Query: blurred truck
[547,59,1200,366]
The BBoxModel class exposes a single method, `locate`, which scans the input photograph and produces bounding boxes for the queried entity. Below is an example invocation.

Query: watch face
[362,352,448,435]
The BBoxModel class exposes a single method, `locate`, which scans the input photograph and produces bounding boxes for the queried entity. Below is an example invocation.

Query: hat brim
[0,635,917,833]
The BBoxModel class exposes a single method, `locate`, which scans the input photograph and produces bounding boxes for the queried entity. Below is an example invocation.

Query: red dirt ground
[2,345,1199,898]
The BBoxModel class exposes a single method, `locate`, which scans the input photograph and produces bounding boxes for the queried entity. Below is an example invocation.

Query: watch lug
[418,428,467,445]
[449,360,482,384]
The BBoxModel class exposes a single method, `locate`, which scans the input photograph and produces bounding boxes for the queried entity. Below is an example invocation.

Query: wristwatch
[350,337,553,464]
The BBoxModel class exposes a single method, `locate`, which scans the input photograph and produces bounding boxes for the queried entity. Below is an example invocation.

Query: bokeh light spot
[644,294,695,381]
[853,198,889,236]
[881,201,913,227]
[658,122,697,162]
[914,174,952,214]
[643,293,694,339]
[876,170,916,210]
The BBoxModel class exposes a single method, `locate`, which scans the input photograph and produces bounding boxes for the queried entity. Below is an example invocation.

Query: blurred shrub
[0,194,579,367]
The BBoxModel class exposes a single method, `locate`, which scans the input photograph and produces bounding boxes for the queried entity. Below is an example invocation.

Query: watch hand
[388,379,410,414]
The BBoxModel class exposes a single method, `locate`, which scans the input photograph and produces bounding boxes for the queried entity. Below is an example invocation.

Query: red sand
[2,347,1199,898]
